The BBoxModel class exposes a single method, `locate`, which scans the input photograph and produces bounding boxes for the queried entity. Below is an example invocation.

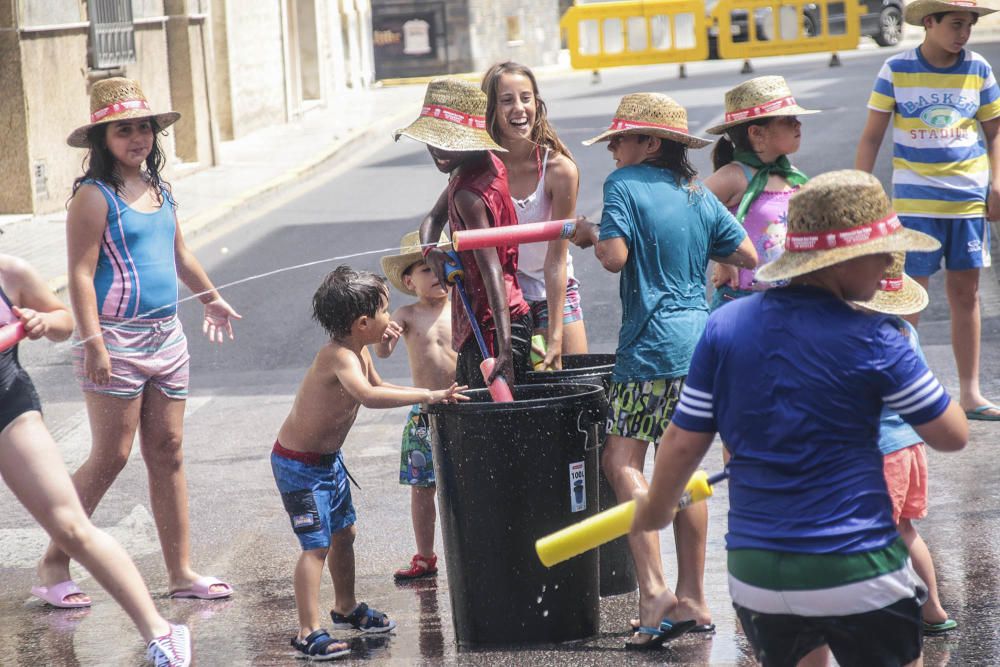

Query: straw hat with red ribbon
[755,170,940,283]
[904,0,997,26]
[706,76,819,135]
[67,77,180,148]
[393,78,504,152]
[582,93,710,149]
[852,252,929,316]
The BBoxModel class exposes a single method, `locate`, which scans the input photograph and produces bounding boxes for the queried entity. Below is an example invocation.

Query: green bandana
[732,150,809,223]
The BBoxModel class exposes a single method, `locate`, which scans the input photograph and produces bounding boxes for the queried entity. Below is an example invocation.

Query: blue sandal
[624,618,697,650]
[331,602,397,634]
[291,629,350,661]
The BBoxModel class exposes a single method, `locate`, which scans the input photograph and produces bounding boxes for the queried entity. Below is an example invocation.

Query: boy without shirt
[272,266,464,661]
[377,233,458,580]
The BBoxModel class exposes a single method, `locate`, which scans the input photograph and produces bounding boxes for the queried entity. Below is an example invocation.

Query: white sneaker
[146,624,192,667]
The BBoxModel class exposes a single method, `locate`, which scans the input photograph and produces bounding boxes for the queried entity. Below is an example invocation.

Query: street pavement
[3,37,1000,665]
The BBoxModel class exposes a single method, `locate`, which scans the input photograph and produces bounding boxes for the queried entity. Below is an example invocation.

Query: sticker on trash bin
[569,461,586,512]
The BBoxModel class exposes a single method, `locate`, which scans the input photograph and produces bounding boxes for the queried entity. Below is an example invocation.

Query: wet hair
[928,11,978,24]
[481,61,574,163]
[711,118,773,171]
[637,135,698,185]
[70,118,171,204]
[312,266,389,340]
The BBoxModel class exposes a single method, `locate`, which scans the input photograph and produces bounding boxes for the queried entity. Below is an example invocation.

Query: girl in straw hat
[571,93,758,648]
[853,254,958,638]
[633,170,968,667]
[396,77,534,389]
[38,78,240,607]
[479,62,588,369]
[704,75,818,310]
[0,254,191,665]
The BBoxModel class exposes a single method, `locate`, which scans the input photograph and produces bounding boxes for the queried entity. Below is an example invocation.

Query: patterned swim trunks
[400,405,435,487]
[606,377,686,443]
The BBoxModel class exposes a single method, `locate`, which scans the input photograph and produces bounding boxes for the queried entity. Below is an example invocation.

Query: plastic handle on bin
[480,357,514,403]
[0,321,26,353]
[535,470,728,567]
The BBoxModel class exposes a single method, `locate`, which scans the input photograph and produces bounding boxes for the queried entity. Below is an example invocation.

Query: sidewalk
[0,83,426,294]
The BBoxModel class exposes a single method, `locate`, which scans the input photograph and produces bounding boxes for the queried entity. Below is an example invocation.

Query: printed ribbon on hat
[879,276,904,292]
[90,99,151,123]
[420,104,486,129]
[725,96,797,123]
[608,117,687,133]
[784,214,901,252]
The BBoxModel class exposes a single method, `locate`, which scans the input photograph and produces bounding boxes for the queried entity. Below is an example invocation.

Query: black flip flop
[624,619,697,650]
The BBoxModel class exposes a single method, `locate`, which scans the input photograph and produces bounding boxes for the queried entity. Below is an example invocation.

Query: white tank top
[510,147,575,302]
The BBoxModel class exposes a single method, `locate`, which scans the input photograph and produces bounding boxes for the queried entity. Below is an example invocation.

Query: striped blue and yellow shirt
[867,48,1000,219]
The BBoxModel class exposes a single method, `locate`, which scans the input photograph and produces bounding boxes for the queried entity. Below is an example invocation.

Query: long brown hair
[481,61,574,162]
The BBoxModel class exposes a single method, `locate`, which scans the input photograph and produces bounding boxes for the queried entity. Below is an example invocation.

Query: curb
[46,101,419,295]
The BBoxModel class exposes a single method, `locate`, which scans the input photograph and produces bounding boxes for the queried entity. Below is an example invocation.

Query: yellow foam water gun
[535,470,728,568]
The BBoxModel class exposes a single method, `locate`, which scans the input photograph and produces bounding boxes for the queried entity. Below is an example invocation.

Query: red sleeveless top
[447,153,529,352]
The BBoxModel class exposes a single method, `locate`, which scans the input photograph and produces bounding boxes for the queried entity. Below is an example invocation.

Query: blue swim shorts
[271,440,356,551]
[900,216,992,276]
[400,405,435,487]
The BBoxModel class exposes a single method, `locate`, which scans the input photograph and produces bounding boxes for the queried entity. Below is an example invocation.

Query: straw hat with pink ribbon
[582,93,710,149]
[904,0,997,26]
[67,77,180,148]
[394,78,504,152]
[755,170,940,283]
[852,253,929,316]
[706,76,819,135]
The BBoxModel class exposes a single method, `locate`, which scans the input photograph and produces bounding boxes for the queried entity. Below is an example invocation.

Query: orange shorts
[882,443,928,524]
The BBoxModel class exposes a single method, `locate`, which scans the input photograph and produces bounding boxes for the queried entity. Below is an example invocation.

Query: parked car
[707,0,903,59]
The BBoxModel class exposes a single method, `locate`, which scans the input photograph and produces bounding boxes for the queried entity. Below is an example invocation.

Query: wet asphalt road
[5,40,1000,665]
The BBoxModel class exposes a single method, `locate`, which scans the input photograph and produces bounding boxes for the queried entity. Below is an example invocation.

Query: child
[481,61,588,368]
[273,266,465,660]
[394,77,533,390]
[856,0,1000,421]
[704,75,818,308]
[571,93,757,649]
[855,253,957,635]
[377,231,457,580]
[40,77,241,605]
[633,170,967,667]
[1,254,191,666]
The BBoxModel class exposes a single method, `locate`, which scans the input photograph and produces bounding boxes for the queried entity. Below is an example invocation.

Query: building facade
[0,0,374,215]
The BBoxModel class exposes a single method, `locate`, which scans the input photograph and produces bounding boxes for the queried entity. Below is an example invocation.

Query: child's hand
[12,306,48,340]
[382,321,402,345]
[430,383,469,404]
[202,297,242,343]
[570,218,598,249]
[425,247,451,287]
[711,264,739,289]
[83,339,112,385]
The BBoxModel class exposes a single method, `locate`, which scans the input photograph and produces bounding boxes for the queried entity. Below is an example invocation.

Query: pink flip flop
[169,576,233,600]
[30,580,92,609]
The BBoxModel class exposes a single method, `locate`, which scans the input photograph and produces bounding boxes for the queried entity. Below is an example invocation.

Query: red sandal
[393,553,438,580]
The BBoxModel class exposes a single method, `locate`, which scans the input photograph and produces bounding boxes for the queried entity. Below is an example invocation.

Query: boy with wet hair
[394,77,533,389]
[633,171,968,667]
[272,266,465,660]
[378,232,457,580]
[856,0,1000,422]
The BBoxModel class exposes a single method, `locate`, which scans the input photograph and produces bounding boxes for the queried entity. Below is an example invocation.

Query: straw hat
[755,170,941,283]
[904,0,997,26]
[380,230,452,296]
[705,76,819,135]
[582,93,710,149]
[67,77,180,148]
[852,253,929,316]
[393,78,505,152]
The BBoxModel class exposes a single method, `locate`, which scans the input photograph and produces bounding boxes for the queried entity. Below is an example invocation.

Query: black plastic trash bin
[527,354,638,597]
[427,383,606,646]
